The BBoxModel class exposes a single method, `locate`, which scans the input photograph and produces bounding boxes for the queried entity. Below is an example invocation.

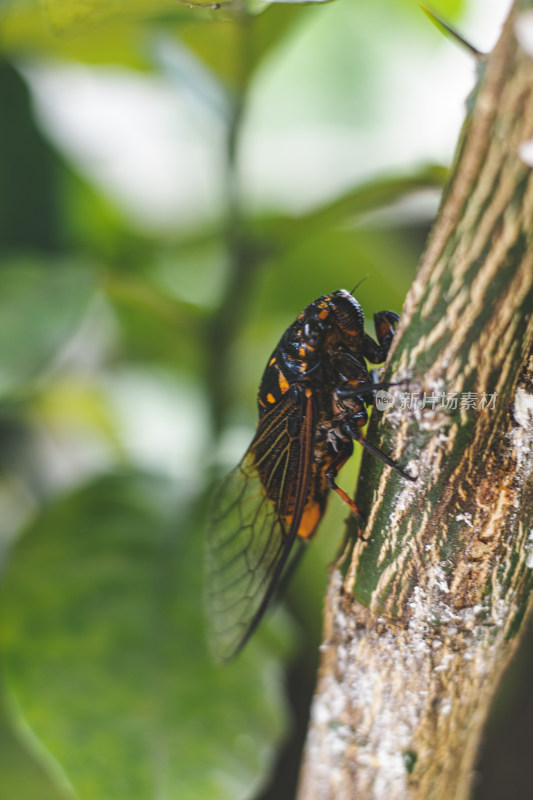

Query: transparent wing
[205,394,314,661]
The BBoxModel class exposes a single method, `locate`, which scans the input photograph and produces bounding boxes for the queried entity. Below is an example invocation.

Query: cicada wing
[205,393,315,661]
[205,455,290,661]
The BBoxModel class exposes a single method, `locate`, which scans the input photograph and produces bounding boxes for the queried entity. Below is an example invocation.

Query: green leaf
[0,258,95,398]
[0,681,73,800]
[104,273,205,371]
[0,473,289,800]
[254,164,447,253]
[2,0,314,83]
[1,1,220,68]
[170,2,308,91]
[0,61,64,252]
[42,0,232,34]
[256,0,331,4]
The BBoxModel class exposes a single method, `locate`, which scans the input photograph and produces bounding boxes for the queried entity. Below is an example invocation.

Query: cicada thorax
[251,292,375,543]
[256,289,368,411]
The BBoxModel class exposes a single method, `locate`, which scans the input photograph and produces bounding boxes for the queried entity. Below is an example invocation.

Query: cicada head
[302,289,365,354]
[328,289,365,335]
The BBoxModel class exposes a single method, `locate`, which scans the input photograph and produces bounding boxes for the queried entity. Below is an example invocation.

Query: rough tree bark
[297,4,533,799]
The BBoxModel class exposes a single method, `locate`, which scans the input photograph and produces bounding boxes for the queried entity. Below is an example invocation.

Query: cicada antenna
[350,276,369,296]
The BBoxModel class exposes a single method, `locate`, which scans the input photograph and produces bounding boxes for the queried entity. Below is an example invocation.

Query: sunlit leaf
[2,0,316,82]
[0,473,289,800]
[31,378,126,457]
[387,0,466,18]
[42,0,231,33]
[1,0,221,67]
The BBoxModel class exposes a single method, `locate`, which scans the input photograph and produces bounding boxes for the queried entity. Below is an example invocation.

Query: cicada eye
[303,320,325,346]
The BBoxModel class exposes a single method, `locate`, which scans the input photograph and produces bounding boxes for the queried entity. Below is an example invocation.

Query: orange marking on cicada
[296,501,322,539]
[278,371,290,394]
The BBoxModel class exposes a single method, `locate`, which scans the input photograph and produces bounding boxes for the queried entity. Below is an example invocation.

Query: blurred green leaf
[42,0,232,34]
[169,3,309,91]
[0,708,70,800]
[0,259,95,398]
[422,0,466,18]
[256,0,331,4]
[0,62,146,257]
[246,2,305,70]
[0,60,64,252]
[31,377,126,458]
[420,4,481,54]
[291,164,446,228]
[1,1,217,68]
[0,680,73,800]
[2,0,315,85]
[105,273,206,372]
[0,473,289,800]
[391,0,466,19]
[254,164,447,253]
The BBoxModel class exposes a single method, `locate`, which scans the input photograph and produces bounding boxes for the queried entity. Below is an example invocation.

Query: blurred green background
[0,1,530,799]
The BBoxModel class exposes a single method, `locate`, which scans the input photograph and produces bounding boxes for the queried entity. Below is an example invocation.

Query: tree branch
[298,4,533,799]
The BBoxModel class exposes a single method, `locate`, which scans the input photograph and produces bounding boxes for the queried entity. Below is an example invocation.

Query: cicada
[205,289,414,660]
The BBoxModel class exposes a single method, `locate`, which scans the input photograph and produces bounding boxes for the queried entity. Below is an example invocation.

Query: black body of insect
[205,289,414,661]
